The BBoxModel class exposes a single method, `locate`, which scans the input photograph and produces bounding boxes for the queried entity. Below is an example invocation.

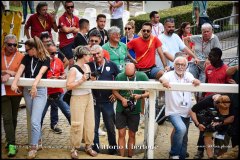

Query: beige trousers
[70,94,95,148]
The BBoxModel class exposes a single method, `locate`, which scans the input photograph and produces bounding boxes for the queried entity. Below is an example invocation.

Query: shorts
[137,66,163,79]
[60,43,74,60]
[115,111,140,132]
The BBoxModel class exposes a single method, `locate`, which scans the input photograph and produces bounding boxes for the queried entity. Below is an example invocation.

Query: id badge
[215,133,225,140]
[66,33,74,39]
[119,64,123,70]
[203,11,207,16]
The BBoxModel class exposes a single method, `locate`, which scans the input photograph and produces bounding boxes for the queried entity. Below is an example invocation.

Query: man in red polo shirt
[127,22,168,80]
[24,2,58,39]
[205,47,231,97]
[58,1,79,68]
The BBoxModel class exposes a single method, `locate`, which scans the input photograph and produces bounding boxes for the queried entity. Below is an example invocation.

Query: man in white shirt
[159,56,200,159]
[158,18,199,69]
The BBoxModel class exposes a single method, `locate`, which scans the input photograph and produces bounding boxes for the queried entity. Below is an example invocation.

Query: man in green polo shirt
[113,63,149,157]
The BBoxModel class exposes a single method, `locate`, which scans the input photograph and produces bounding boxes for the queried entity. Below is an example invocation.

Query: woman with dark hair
[11,36,50,159]
[66,46,98,159]
[178,22,195,61]
[24,2,58,39]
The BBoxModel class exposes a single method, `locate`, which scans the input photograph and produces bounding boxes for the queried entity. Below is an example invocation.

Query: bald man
[113,62,149,157]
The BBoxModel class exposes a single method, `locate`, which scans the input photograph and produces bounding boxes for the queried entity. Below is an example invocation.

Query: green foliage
[130,1,233,33]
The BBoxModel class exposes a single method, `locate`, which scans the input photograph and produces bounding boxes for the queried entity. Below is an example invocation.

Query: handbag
[63,65,85,105]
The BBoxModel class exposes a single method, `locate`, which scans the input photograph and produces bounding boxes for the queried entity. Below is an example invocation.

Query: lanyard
[50,59,56,76]
[127,74,136,95]
[65,16,74,27]
[38,17,47,30]
[94,59,105,80]
[108,43,120,57]
[31,57,39,77]
[4,52,17,70]
[202,1,207,11]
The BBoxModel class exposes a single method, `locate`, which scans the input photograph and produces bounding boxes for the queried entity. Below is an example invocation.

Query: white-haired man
[159,56,201,159]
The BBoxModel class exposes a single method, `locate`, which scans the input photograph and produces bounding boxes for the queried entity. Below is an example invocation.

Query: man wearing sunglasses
[88,29,110,61]
[113,62,149,157]
[127,22,168,80]
[87,44,120,155]
[189,94,235,159]
[1,34,25,157]
[41,44,71,135]
[58,1,79,68]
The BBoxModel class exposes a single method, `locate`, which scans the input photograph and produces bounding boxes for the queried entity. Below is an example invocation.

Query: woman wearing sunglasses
[11,36,50,159]
[120,20,139,60]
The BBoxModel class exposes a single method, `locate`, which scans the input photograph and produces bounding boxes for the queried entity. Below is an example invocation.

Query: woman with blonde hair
[66,46,97,159]
[121,20,139,60]
[11,36,50,159]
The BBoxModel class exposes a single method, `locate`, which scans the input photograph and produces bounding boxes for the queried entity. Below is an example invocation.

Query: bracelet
[195,123,200,127]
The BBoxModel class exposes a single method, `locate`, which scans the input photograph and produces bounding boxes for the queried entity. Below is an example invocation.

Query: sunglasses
[125,27,132,30]
[50,52,56,55]
[25,48,32,52]
[7,43,17,47]
[215,101,231,104]
[66,5,74,9]
[155,16,160,18]
[142,29,151,33]
[90,39,98,43]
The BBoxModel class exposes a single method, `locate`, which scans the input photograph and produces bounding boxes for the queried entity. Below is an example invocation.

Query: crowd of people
[1,1,239,159]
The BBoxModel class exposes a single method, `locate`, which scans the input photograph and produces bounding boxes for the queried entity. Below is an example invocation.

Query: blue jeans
[168,115,190,159]
[21,1,35,21]
[23,86,47,145]
[93,102,117,154]
[41,93,71,128]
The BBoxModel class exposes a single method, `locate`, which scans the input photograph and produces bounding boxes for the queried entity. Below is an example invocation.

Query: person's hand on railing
[192,79,201,87]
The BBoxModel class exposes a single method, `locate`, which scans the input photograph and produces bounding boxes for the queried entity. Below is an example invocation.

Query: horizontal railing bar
[4,77,238,93]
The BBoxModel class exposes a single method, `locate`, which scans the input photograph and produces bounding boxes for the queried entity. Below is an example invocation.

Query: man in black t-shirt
[87,14,109,46]
[189,94,235,159]
[87,44,119,155]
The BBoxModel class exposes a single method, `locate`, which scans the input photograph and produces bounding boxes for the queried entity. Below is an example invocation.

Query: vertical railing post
[147,90,156,159]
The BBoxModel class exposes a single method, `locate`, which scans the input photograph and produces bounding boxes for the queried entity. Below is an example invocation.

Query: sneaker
[169,155,179,159]
[98,128,106,136]
[27,149,37,159]
[8,144,17,157]
[51,126,62,134]
[193,150,204,159]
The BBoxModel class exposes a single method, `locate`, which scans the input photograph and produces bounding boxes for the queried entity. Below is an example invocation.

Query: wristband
[195,123,200,127]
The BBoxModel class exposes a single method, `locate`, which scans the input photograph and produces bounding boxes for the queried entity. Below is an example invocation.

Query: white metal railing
[4,78,239,159]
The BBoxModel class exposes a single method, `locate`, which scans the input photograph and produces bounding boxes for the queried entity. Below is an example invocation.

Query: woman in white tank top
[66,46,98,158]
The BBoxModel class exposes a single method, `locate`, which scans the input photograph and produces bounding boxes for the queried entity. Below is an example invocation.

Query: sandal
[71,149,78,159]
[85,147,98,157]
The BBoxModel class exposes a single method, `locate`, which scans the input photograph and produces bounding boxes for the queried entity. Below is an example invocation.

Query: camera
[124,97,136,113]
[197,108,224,132]
[90,66,102,78]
